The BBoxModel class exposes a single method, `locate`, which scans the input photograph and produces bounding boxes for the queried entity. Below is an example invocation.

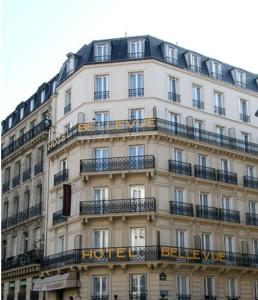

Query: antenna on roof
[125,32,127,38]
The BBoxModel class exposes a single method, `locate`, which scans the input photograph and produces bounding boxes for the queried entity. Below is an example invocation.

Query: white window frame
[92,275,108,297]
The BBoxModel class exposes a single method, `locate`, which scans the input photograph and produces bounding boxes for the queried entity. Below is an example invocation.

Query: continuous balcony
[194,166,216,181]
[128,88,144,97]
[227,297,240,300]
[12,175,20,188]
[219,208,240,223]
[64,103,71,114]
[168,92,180,103]
[41,246,258,270]
[243,176,258,189]
[80,155,155,173]
[47,118,258,156]
[128,52,144,59]
[216,170,238,185]
[94,55,111,62]
[53,210,67,225]
[214,106,225,115]
[2,119,51,159]
[240,113,250,123]
[246,213,258,226]
[129,291,147,300]
[177,296,191,300]
[2,181,10,193]
[170,201,194,217]
[164,56,178,65]
[196,205,219,220]
[23,168,31,182]
[34,161,44,176]
[94,91,110,100]
[189,65,202,72]
[192,99,204,109]
[168,160,192,176]
[2,249,43,271]
[54,169,69,186]
[17,292,26,300]
[211,72,223,80]
[204,297,216,300]
[80,197,156,215]
[91,296,109,300]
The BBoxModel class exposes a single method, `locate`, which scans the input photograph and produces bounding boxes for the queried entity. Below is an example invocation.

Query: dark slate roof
[2,35,258,136]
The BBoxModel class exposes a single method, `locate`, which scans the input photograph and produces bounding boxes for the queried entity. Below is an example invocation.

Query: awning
[33,273,78,291]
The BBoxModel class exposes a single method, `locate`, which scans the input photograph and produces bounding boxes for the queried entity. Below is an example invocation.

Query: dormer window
[211,61,222,80]
[190,53,201,72]
[30,99,34,112]
[231,69,246,88]
[19,107,24,120]
[128,40,144,59]
[40,89,45,103]
[165,45,178,64]
[67,55,75,75]
[8,117,12,129]
[94,43,110,62]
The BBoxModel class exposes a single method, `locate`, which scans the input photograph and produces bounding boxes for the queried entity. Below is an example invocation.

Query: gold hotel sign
[80,247,226,262]
[48,119,156,152]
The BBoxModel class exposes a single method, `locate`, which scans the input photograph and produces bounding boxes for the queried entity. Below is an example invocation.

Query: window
[93,230,108,248]
[224,235,235,252]
[252,239,258,255]
[236,70,246,87]
[60,158,68,171]
[40,89,45,103]
[165,45,177,64]
[201,233,213,250]
[174,188,184,202]
[211,61,222,79]
[240,99,249,122]
[67,56,75,75]
[9,135,15,144]
[175,230,187,247]
[30,99,34,111]
[129,73,144,97]
[199,193,209,206]
[176,275,189,297]
[92,276,108,297]
[131,228,145,247]
[214,92,225,115]
[249,202,257,214]
[129,274,147,296]
[64,122,72,133]
[19,107,24,120]
[190,53,201,72]
[216,126,224,144]
[95,75,109,100]
[198,154,207,167]
[128,40,144,58]
[241,132,251,144]
[95,43,109,62]
[130,109,144,120]
[204,277,215,297]
[94,111,110,124]
[130,185,145,199]
[174,149,183,162]
[221,159,229,172]
[94,187,108,201]
[227,278,238,298]
[57,236,65,252]
[8,117,12,129]
[129,145,144,157]
[64,89,71,114]
[222,196,232,210]
[192,85,203,109]
[246,165,255,177]
[30,120,36,129]
[168,77,179,102]
[12,236,17,256]
[52,80,57,93]
[94,148,109,171]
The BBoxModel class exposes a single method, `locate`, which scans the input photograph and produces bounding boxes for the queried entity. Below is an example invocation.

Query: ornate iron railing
[80,197,156,215]
[129,291,147,300]
[23,168,31,182]
[29,203,42,218]
[227,297,240,300]
[64,103,71,114]
[192,99,204,109]
[189,65,202,72]
[53,210,67,225]
[128,88,144,97]
[128,52,144,59]
[2,119,51,159]
[94,91,110,100]
[91,296,109,300]
[210,72,223,80]
[177,295,191,300]
[196,205,219,220]
[246,213,258,226]
[168,160,192,176]
[194,166,216,181]
[219,208,240,223]
[80,155,155,173]
[168,92,180,102]
[164,56,178,65]
[240,114,250,123]
[2,249,43,271]
[170,201,194,217]
[2,181,10,193]
[243,176,258,189]
[12,175,20,188]
[54,169,69,186]
[214,106,225,115]
[34,161,44,176]
[47,118,258,156]
[216,170,238,185]
[19,209,29,223]
[204,296,216,300]
[94,55,111,62]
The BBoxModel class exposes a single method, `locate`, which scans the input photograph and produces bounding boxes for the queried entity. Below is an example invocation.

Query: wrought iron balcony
[196,205,219,220]
[80,155,155,173]
[2,181,10,193]
[210,72,223,80]
[192,99,204,109]
[240,114,250,123]
[19,209,29,223]
[204,296,216,300]
[246,213,258,226]
[12,175,20,188]
[94,91,110,100]
[128,88,144,97]
[2,249,43,271]
[17,292,26,300]
[23,168,31,182]
[64,103,71,114]
[235,80,246,88]
[54,169,69,186]
[7,213,19,227]
[53,210,67,225]
[177,295,191,300]
[91,296,109,300]
[214,106,225,116]
[2,119,51,159]
[168,160,192,176]
[216,170,238,185]
[219,208,240,223]
[170,201,194,217]
[30,291,39,300]
[243,176,258,189]
[94,55,111,62]
[168,92,180,102]
[29,203,42,218]
[128,52,144,59]
[189,65,202,72]
[164,56,178,65]
[80,197,156,215]
[194,165,216,181]
[227,297,240,300]
[34,161,44,176]
[129,291,147,300]
[2,218,7,229]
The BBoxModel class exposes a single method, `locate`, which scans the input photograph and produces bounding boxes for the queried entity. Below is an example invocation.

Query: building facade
[2,35,258,300]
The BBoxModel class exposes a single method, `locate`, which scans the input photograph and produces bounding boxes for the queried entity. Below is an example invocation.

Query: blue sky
[2,0,258,120]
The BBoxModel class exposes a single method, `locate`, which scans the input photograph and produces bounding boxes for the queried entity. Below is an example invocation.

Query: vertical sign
[63,184,71,216]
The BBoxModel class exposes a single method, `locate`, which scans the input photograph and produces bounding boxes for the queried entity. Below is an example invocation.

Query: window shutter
[63,184,71,216]
[194,235,201,249]
[74,235,82,249]
[241,240,249,254]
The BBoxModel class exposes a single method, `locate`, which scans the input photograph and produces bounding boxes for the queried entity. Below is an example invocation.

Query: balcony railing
[219,208,240,223]
[216,170,238,185]
[30,291,39,300]
[12,175,20,188]
[194,166,216,181]
[128,88,144,97]
[128,52,144,59]
[227,297,240,300]
[91,296,109,300]
[94,55,111,62]
[164,56,178,65]
[53,210,67,225]
[243,176,258,189]
[235,80,246,88]
[170,201,194,217]
[7,295,14,300]
[19,209,29,223]
[168,92,180,103]
[214,106,225,116]
[196,205,219,220]
[80,198,156,215]
[177,296,191,300]
[2,218,8,230]
[64,103,71,114]
[80,155,155,173]
[2,119,51,159]
[129,291,147,300]
[240,114,250,123]
[29,203,42,218]
[168,160,192,176]
[23,168,31,182]
[210,72,223,80]
[94,91,110,100]
[34,161,44,175]
[17,292,26,300]
[192,99,204,109]
[7,213,19,227]
[47,118,258,156]
[2,181,10,193]
[246,213,258,226]
[189,65,202,72]
[54,169,69,186]
[204,296,216,300]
